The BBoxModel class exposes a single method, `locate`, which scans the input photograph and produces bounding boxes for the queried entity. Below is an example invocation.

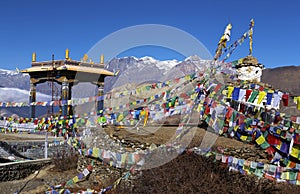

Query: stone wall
[0,159,51,182]
[9,141,73,159]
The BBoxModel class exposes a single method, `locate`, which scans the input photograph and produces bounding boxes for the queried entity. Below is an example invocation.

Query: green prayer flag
[260,141,270,149]
[254,168,263,178]
[248,90,259,103]
[289,171,298,180]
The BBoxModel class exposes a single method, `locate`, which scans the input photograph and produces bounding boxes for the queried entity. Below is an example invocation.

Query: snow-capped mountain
[137,56,180,71]
[104,55,211,91]
[0,69,30,89]
[0,69,20,76]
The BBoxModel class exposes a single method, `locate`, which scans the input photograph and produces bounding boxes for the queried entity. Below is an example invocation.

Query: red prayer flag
[245,89,252,101]
[267,134,279,145]
[282,94,289,106]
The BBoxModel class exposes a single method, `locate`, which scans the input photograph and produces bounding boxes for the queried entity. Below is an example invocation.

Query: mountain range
[104,55,211,91]
[0,56,299,117]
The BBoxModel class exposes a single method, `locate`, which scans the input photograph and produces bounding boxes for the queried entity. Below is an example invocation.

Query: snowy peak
[138,56,181,71]
[108,56,182,71]
[184,55,203,62]
[0,68,20,76]
[138,56,157,64]
[103,55,212,91]
[106,56,182,73]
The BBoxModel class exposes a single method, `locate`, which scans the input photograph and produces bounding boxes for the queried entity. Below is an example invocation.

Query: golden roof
[20,60,114,76]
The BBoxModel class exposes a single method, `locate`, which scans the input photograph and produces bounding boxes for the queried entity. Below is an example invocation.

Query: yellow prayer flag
[121,154,127,164]
[240,135,248,141]
[196,104,202,112]
[218,129,223,135]
[246,127,252,132]
[243,161,251,174]
[294,97,298,104]
[143,111,148,127]
[291,147,300,159]
[73,176,79,183]
[281,172,287,180]
[209,91,216,98]
[255,135,265,145]
[286,172,290,180]
[221,88,227,96]
[115,177,122,186]
[257,91,267,104]
[92,148,99,158]
[117,114,124,122]
[227,86,234,98]
[275,143,282,151]
[234,126,239,132]
[297,97,300,110]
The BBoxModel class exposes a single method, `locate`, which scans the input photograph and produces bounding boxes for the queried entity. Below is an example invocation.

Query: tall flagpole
[249,19,254,56]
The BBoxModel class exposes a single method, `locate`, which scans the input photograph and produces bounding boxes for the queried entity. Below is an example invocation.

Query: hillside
[262,66,300,96]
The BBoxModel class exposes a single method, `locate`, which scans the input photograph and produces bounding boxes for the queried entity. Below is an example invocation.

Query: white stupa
[235,56,264,82]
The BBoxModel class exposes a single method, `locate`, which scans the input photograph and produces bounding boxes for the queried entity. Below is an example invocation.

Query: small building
[21,50,114,118]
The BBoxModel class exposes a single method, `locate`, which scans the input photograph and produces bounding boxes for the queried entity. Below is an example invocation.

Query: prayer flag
[255,135,265,145]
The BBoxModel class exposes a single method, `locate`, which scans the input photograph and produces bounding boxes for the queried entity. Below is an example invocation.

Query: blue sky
[0,0,299,70]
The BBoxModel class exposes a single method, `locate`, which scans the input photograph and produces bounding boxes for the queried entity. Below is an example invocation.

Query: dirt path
[104,125,254,149]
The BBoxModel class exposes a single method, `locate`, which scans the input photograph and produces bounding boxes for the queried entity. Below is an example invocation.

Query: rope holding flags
[220,19,255,61]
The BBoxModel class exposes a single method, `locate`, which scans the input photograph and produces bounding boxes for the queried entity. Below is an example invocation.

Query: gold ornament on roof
[65,49,70,60]
[83,54,88,62]
[32,52,36,62]
[100,54,104,64]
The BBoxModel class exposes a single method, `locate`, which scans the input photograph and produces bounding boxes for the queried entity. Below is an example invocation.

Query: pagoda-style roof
[21,59,114,76]
[20,57,115,84]
[20,51,112,118]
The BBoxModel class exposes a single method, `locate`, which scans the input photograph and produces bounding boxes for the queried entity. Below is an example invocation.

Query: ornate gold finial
[83,54,88,62]
[65,48,70,60]
[32,52,36,62]
[100,54,104,64]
